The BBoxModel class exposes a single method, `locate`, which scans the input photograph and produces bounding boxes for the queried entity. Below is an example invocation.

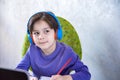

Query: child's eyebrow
[43,27,51,29]
[32,30,39,32]
[32,27,50,32]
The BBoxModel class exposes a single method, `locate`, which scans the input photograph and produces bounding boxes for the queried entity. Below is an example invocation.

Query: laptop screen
[0,68,29,80]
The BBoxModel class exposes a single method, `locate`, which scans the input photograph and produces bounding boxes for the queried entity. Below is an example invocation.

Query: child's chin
[37,45,47,49]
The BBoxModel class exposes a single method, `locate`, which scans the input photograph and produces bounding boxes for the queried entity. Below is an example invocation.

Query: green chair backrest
[22,17,82,59]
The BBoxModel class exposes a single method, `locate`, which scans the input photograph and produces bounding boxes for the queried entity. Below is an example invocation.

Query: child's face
[32,20,56,53]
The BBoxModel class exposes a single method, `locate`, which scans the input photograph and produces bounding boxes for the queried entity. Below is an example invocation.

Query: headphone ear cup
[46,12,62,40]
[28,34,33,44]
[57,27,62,40]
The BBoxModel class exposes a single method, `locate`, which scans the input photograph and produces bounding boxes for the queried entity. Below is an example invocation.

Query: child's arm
[16,51,30,71]
[70,56,91,80]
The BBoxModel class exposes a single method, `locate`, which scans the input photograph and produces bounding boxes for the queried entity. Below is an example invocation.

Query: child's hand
[29,76,38,80]
[50,75,72,80]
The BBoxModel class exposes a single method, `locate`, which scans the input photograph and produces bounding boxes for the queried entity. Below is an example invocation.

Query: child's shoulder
[57,41,75,54]
[58,41,78,59]
[57,41,72,49]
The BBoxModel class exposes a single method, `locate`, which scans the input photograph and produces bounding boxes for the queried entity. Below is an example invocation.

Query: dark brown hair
[27,12,58,34]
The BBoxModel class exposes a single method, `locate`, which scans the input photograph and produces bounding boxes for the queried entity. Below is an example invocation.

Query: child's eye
[33,32,40,36]
[44,30,50,34]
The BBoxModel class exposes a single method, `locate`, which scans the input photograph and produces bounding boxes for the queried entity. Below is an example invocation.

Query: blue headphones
[27,11,63,44]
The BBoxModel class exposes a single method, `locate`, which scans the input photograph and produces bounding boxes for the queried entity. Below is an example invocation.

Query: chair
[22,17,82,59]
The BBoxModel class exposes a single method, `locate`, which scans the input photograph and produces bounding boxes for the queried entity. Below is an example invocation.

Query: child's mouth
[40,41,48,44]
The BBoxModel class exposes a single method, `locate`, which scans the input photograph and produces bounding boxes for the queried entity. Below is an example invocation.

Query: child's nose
[38,33,44,40]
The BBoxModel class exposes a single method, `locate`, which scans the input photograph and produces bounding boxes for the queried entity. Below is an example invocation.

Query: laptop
[0,67,29,80]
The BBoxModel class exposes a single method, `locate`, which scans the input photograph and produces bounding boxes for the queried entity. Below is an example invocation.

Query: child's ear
[54,30,58,40]
[30,34,35,43]
[54,32,57,40]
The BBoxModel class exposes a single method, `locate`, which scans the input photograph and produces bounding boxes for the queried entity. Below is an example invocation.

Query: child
[16,11,91,80]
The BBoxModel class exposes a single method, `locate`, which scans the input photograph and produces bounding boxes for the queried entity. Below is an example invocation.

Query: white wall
[0,0,120,80]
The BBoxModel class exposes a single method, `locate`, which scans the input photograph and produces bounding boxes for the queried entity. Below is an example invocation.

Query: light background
[0,0,120,80]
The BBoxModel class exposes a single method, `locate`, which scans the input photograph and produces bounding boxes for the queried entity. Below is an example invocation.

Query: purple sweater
[16,41,91,80]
